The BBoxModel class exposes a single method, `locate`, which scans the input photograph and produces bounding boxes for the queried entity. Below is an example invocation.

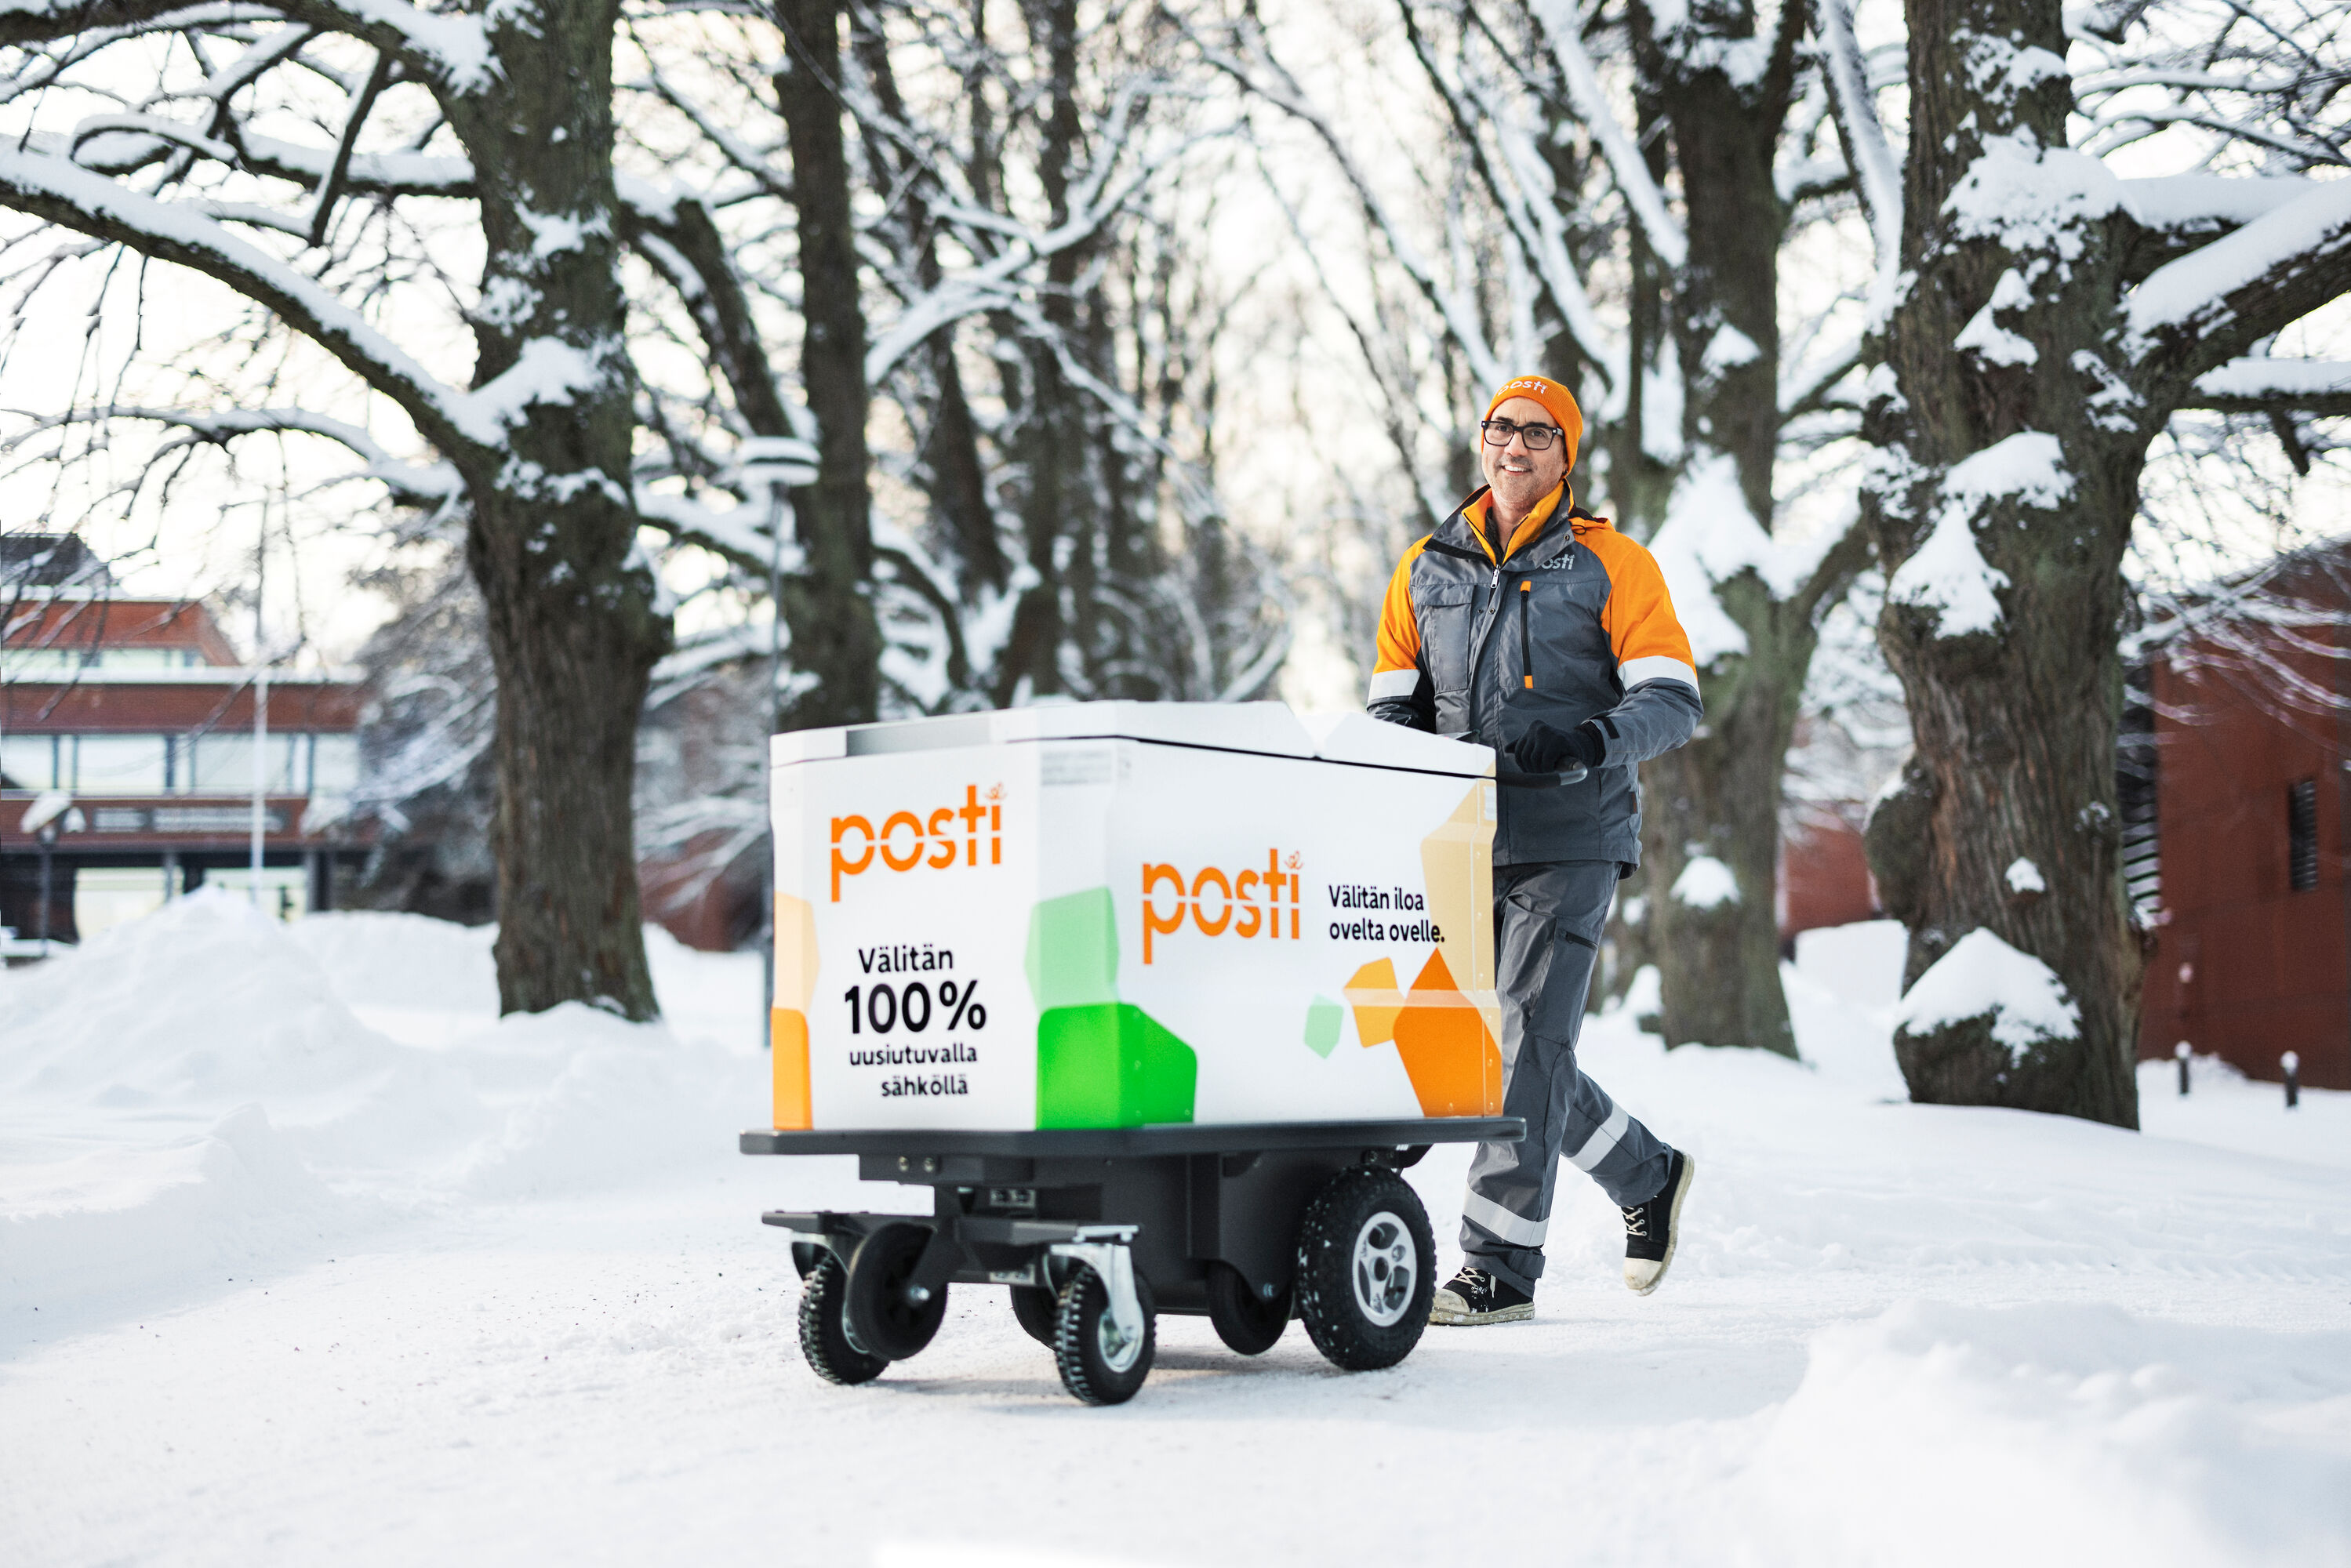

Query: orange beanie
[1483,376,1583,464]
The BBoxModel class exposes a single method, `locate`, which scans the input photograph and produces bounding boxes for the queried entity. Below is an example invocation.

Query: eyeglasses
[1481,418,1562,450]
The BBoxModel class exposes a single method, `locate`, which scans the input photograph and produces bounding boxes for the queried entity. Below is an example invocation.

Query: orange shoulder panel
[1579,523,1696,670]
[1375,535,1435,673]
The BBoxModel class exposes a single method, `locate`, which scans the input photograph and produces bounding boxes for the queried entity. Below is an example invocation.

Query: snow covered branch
[2126,177,2351,383]
[1524,0,1688,270]
[2182,358,2351,419]
[0,143,480,456]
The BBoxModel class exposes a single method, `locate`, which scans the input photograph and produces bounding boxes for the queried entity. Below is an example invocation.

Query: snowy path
[5,904,2350,1566]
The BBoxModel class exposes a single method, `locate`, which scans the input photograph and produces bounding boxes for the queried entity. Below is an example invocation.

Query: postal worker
[1365,373,1701,1325]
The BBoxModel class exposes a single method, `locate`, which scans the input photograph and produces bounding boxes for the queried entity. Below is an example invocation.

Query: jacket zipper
[1519,579,1533,691]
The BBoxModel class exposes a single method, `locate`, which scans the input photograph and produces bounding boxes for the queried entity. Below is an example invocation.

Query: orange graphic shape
[1390,948,1503,1116]
[1343,957,1405,1047]
[775,894,819,1010]
[772,1008,812,1130]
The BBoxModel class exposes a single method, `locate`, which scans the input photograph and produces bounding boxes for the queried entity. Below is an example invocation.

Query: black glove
[1517,719,1606,773]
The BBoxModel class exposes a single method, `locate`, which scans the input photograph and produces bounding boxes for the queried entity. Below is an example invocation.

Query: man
[1367,374,1701,1325]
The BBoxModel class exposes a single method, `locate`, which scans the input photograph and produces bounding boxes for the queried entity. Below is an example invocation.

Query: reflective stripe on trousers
[1459,858,1672,1295]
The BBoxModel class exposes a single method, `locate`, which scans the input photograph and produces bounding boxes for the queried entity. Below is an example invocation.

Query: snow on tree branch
[2125,177,2351,359]
[1524,0,1688,270]
[2185,358,2351,418]
[1816,0,1901,318]
[0,142,478,456]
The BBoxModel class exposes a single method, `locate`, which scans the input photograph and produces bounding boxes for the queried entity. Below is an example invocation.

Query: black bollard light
[2175,1040,2192,1097]
[2282,1051,2300,1110]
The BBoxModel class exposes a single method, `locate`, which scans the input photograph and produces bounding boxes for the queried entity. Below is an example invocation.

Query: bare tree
[1832,0,2349,1124]
[0,0,674,1014]
[1202,0,1875,1054]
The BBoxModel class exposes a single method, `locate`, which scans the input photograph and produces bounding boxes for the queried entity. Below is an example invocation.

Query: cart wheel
[1052,1264,1156,1406]
[1009,1284,1059,1347]
[1295,1167,1433,1371]
[845,1221,950,1362]
[1205,1261,1290,1356]
[798,1250,887,1385]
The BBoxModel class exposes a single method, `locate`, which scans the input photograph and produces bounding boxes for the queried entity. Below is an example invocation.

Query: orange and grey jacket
[1368,484,1702,866]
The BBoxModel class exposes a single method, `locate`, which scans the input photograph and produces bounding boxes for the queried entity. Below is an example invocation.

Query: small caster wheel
[845,1221,948,1362]
[798,1250,886,1385]
[1008,1284,1059,1347]
[1205,1261,1290,1356]
[1053,1264,1156,1405]
[1295,1166,1433,1371]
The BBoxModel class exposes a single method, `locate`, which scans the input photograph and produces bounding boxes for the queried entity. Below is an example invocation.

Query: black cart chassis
[743,1116,1524,1404]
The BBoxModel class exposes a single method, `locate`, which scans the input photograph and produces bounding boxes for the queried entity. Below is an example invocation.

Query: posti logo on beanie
[829,783,1002,901]
[1484,375,1583,459]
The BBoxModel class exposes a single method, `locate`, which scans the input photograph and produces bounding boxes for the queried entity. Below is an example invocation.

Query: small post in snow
[2281,1051,2300,1110]
[2175,1040,2191,1097]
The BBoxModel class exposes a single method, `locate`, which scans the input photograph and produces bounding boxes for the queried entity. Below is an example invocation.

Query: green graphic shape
[1304,995,1343,1058]
[1025,887,1121,1010]
[1036,1004,1198,1127]
[1025,886,1195,1126]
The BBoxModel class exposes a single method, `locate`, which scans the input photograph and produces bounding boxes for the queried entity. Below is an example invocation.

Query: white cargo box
[768,702,1503,1131]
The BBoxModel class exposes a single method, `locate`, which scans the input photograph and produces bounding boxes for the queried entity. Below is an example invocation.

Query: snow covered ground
[5,899,2347,1566]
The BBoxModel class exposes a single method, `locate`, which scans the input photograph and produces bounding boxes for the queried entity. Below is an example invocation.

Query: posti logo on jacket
[830,784,1002,901]
[1141,851,1302,962]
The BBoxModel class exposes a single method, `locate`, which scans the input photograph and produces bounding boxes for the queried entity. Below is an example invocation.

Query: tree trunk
[442,0,667,1018]
[776,0,881,729]
[1643,592,1812,1055]
[1859,0,2142,1126]
[1629,0,1829,1056]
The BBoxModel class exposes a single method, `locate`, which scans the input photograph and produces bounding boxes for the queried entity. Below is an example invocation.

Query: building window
[187,731,307,795]
[2,732,58,790]
[2288,778,2319,893]
[71,735,169,795]
[312,733,359,797]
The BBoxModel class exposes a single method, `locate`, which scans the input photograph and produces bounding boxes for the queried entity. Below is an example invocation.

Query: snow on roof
[1893,927,2080,1057]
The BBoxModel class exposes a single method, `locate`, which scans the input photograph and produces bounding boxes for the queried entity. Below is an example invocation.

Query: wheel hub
[1350,1209,1417,1327]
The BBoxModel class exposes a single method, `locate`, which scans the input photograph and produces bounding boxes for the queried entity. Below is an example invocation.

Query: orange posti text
[831,784,1002,901]
[1141,850,1301,963]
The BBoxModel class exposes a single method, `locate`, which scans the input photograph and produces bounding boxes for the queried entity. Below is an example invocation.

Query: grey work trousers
[1459,859,1673,1294]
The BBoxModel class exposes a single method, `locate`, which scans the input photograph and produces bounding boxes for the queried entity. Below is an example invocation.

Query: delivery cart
[746,700,1571,1404]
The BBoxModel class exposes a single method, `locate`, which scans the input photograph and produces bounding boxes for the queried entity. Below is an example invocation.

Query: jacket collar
[1451,484,1600,565]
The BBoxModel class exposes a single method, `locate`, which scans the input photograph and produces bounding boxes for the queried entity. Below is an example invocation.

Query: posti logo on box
[829,782,1003,900]
[1139,851,1303,962]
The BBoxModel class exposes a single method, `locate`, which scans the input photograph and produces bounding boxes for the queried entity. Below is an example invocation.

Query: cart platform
[749,1115,1524,1404]
[741,1116,1521,1160]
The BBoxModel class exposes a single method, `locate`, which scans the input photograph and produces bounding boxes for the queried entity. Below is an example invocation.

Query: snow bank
[0,893,763,1326]
[1753,1301,2351,1567]
[1793,919,1906,1010]
[1892,927,2080,1054]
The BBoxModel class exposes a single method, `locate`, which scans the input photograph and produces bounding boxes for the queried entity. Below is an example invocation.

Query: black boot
[1622,1150,1695,1295]
[1429,1265,1533,1325]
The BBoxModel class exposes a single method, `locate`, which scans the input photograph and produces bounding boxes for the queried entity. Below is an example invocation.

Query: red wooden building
[2136,543,2349,1090]
[2,535,367,945]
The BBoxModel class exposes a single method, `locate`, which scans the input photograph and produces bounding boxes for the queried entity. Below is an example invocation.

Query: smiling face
[1477,395,1570,526]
